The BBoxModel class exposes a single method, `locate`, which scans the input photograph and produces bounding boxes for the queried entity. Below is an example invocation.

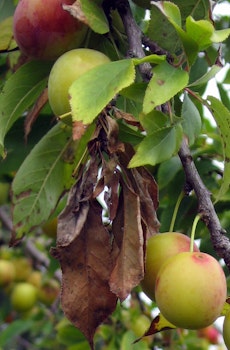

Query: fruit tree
[0,0,230,349]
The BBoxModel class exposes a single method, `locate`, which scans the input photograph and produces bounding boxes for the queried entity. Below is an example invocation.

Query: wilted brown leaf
[117,143,160,238]
[51,200,117,349]
[109,181,144,301]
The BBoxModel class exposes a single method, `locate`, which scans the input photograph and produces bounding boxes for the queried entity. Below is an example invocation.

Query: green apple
[11,282,38,312]
[141,232,199,301]
[0,260,15,286]
[13,0,87,60]
[223,309,230,349]
[48,48,110,116]
[155,252,227,329]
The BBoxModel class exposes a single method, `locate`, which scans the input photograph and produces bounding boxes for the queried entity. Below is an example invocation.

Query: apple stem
[169,191,184,232]
[190,214,201,252]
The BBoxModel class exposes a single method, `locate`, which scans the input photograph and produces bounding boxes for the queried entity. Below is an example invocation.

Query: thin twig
[178,138,230,271]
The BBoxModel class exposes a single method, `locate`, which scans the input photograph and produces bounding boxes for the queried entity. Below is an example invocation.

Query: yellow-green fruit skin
[223,310,230,349]
[48,48,110,116]
[0,260,15,286]
[155,252,227,329]
[11,282,37,312]
[141,232,199,301]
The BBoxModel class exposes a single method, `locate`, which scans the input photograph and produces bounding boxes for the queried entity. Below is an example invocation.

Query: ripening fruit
[12,257,32,281]
[38,279,60,305]
[197,325,220,344]
[155,252,227,329]
[48,48,110,116]
[141,232,199,300]
[223,309,230,349]
[11,282,38,312]
[27,271,42,288]
[13,0,87,60]
[0,260,15,286]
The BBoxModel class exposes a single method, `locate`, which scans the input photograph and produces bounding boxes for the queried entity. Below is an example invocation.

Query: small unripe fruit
[141,232,199,300]
[155,252,227,329]
[0,260,15,286]
[12,257,32,281]
[11,282,38,312]
[48,48,110,116]
[38,279,60,305]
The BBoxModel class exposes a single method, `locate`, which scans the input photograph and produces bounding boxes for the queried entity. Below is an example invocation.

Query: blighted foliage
[51,114,159,346]
[0,0,230,349]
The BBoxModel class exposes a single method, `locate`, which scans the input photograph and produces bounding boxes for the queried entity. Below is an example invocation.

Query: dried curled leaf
[51,199,117,349]
[110,182,144,301]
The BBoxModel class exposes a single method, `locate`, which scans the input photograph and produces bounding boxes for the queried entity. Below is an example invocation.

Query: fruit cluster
[0,253,60,316]
[141,232,227,343]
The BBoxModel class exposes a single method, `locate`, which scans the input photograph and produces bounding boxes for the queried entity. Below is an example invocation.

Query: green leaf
[211,28,230,44]
[207,96,230,202]
[121,331,149,350]
[120,82,147,104]
[158,1,182,27]
[186,16,214,50]
[143,61,189,114]
[172,0,210,22]
[187,65,222,87]
[0,60,52,157]
[129,124,183,167]
[148,4,182,54]
[0,16,16,51]
[158,156,182,189]
[152,2,199,65]
[217,83,230,111]
[12,123,94,236]
[181,93,202,145]
[0,319,33,346]
[140,110,169,132]
[69,59,136,124]
[79,0,109,34]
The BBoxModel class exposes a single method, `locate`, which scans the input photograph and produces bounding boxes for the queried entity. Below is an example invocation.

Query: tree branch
[178,138,230,271]
[115,0,152,80]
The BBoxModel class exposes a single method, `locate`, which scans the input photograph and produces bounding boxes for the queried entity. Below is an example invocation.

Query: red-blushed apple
[11,282,38,312]
[13,0,87,60]
[48,48,110,116]
[197,325,220,344]
[223,309,230,349]
[141,232,199,301]
[155,252,227,329]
